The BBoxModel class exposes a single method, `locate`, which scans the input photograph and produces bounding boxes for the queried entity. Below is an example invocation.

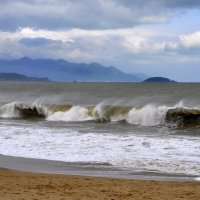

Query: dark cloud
[162,0,200,8]
[0,0,199,31]
[116,0,200,8]
[19,37,58,47]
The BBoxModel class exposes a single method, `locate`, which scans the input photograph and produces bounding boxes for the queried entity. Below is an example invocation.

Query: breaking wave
[0,102,200,127]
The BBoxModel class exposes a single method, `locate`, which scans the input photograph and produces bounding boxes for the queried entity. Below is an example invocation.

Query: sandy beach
[0,168,199,200]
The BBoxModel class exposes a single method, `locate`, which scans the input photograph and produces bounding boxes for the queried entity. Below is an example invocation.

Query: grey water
[0,82,199,180]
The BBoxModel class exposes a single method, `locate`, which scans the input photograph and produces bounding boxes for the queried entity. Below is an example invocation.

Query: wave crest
[0,102,200,127]
[165,108,200,127]
[127,105,168,126]
[47,106,92,121]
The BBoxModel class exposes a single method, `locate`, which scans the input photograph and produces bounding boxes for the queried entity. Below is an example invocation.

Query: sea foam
[0,101,200,127]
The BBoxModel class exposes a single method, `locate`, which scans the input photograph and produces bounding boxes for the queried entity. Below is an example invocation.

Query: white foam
[194,177,200,181]
[0,102,50,119]
[33,103,51,117]
[0,102,20,118]
[110,115,126,122]
[126,105,169,126]
[92,103,108,121]
[0,101,199,126]
[47,106,92,121]
[0,121,200,176]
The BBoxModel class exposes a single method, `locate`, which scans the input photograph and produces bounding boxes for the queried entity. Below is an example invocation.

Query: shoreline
[0,168,200,200]
[0,154,200,199]
[0,154,198,182]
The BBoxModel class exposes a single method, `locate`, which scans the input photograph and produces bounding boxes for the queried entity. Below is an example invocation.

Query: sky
[0,0,200,81]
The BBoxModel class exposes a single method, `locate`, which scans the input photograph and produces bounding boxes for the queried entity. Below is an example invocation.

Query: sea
[0,82,200,181]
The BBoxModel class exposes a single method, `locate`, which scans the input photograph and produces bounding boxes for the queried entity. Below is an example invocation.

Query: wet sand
[0,154,196,181]
[0,155,200,199]
[0,168,200,200]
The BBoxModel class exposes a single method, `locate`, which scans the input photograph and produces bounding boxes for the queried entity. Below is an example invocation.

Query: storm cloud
[0,0,199,30]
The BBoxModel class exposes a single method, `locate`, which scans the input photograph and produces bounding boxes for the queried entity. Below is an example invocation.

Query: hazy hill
[0,72,50,82]
[131,73,149,81]
[143,77,176,83]
[0,57,141,82]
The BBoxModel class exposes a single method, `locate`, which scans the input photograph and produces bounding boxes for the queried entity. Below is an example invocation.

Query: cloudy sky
[0,0,200,81]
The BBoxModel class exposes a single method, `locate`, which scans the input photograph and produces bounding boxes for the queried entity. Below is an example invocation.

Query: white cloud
[1,27,200,69]
[17,27,156,41]
[179,31,200,48]
[122,35,151,53]
[139,15,169,23]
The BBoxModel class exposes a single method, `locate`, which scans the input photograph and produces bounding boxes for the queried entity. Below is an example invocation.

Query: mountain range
[0,72,50,82]
[0,57,145,82]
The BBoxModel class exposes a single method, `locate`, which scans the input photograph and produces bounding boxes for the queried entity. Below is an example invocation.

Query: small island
[143,77,176,83]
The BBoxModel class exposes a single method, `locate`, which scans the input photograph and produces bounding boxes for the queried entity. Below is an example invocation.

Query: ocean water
[0,82,200,179]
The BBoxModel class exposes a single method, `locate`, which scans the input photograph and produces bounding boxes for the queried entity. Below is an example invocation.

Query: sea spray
[92,103,131,122]
[0,101,200,127]
[0,102,20,118]
[195,177,200,181]
[47,106,92,121]
[126,105,169,126]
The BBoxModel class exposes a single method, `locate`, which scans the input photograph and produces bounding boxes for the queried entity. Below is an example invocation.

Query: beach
[0,0,200,198]
[0,154,199,199]
[0,168,200,200]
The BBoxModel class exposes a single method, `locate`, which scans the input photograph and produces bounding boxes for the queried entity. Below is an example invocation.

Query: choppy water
[0,82,200,179]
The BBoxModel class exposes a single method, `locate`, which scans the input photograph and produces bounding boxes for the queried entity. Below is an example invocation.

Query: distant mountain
[0,57,141,82]
[132,73,149,81]
[143,77,176,83]
[0,72,50,82]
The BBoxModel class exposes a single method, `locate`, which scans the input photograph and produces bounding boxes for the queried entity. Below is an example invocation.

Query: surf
[0,101,200,127]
